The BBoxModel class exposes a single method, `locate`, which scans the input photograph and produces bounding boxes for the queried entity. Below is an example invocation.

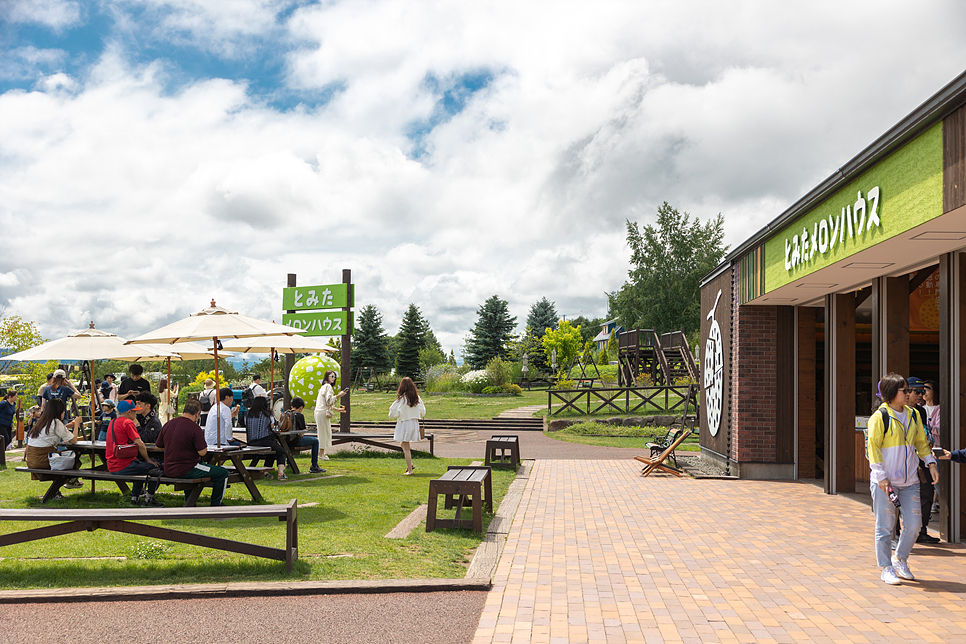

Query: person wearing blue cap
[107,399,164,507]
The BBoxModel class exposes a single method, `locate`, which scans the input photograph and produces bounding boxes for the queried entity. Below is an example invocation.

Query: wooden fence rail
[547,385,699,417]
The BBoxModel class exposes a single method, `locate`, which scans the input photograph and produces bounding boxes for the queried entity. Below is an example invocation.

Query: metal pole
[341,268,351,433]
[283,274,296,411]
[214,335,222,446]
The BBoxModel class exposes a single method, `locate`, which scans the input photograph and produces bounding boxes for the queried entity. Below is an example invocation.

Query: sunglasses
[911,388,925,395]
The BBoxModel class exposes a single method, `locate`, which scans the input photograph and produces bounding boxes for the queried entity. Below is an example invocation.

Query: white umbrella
[3,323,179,362]
[125,301,303,445]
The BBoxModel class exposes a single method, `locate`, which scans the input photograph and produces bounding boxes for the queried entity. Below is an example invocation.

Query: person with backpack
[280,398,324,474]
[905,377,939,544]
[245,391,288,480]
[867,373,939,585]
[198,378,216,426]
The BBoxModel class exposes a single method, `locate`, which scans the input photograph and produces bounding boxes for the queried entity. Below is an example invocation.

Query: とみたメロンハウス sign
[783,187,880,271]
[282,284,354,336]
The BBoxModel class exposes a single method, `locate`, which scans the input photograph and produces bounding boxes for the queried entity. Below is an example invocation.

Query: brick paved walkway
[473,460,966,644]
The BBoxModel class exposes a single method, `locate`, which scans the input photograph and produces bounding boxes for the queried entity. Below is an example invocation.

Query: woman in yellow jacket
[867,373,939,585]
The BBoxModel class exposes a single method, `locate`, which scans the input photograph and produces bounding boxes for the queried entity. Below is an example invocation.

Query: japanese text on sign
[282,284,352,311]
[282,312,353,337]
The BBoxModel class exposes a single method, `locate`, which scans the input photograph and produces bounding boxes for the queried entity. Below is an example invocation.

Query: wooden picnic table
[70,441,273,504]
[275,430,310,474]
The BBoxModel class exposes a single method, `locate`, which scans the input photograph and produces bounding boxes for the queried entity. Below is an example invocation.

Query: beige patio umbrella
[220,335,337,419]
[125,301,303,445]
[130,341,214,420]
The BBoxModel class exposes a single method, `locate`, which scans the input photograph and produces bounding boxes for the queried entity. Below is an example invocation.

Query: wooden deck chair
[634,426,692,477]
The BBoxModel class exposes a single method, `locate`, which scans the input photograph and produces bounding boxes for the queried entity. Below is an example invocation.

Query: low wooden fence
[547,384,698,417]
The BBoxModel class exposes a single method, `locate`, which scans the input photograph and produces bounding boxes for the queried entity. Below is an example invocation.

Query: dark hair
[219,387,233,402]
[104,373,115,380]
[247,395,271,418]
[397,377,420,407]
[291,397,305,410]
[159,378,168,394]
[31,399,66,439]
[137,391,158,410]
[924,380,939,405]
[129,364,143,376]
[182,399,202,416]
[46,373,54,381]
[50,375,66,389]
[5,390,16,399]
[252,373,261,382]
[323,371,338,386]
[877,373,907,407]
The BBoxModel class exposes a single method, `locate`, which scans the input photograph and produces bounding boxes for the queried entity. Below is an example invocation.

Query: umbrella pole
[166,357,172,423]
[270,349,275,408]
[214,337,221,446]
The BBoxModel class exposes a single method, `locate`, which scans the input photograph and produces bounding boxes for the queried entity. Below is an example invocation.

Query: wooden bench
[0,500,299,572]
[426,466,492,533]
[485,435,520,470]
[16,468,213,506]
[330,432,435,456]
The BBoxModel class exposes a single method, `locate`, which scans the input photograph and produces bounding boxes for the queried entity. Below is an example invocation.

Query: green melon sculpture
[288,354,341,404]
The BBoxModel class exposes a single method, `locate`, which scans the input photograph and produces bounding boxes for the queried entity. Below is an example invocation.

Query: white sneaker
[321,455,329,460]
[891,556,915,581]
[880,566,901,585]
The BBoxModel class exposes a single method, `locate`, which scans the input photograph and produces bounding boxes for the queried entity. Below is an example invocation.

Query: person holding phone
[867,373,939,585]
[313,370,346,462]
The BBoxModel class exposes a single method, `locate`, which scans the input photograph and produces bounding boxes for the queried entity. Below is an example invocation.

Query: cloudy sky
[1,1,965,355]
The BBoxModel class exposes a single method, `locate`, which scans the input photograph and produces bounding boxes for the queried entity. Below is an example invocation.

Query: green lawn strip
[0,451,515,589]
[348,390,546,421]
[545,422,700,451]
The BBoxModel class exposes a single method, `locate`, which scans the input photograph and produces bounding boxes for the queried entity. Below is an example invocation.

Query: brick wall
[729,305,778,462]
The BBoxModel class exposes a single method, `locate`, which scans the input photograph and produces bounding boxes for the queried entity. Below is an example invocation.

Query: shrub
[481,386,502,394]
[460,370,492,393]
[501,383,523,396]
[555,378,575,390]
[674,375,697,386]
[485,356,514,386]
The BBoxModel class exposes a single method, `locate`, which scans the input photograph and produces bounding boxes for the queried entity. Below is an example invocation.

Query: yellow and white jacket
[867,403,936,487]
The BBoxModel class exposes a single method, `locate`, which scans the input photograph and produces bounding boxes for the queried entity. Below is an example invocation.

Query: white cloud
[2,1,966,355]
[0,0,81,30]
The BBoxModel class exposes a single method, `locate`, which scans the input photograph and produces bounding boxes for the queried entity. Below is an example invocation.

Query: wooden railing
[548,384,698,417]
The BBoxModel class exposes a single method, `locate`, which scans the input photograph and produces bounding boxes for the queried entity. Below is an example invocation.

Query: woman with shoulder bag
[245,393,289,480]
[25,399,81,498]
[389,377,426,476]
[314,371,346,463]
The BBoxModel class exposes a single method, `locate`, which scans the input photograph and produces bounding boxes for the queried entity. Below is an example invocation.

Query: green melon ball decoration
[288,354,341,403]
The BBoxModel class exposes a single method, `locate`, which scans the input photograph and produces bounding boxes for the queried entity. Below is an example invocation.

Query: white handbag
[48,451,75,471]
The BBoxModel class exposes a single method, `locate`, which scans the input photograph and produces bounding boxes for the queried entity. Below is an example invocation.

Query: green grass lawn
[348,390,546,421]
[0,450,517,589]
[545,422,700,451]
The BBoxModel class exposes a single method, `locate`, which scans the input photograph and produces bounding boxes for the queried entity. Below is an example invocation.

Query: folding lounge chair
[634,426,692,477]
[645,427,683,467]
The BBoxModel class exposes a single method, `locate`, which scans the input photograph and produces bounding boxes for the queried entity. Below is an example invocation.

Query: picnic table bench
[16,467,213,505]
[484,435,520,470]
[294,431,436,457]
[0,499,299,572]
[426,466,492,534]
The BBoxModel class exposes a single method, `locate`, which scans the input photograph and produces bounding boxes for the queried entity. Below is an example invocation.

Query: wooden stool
[484,435,520,470]
[426,466,492,533]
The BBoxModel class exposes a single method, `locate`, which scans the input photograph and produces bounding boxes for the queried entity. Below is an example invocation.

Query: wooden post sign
[282,272,354,433]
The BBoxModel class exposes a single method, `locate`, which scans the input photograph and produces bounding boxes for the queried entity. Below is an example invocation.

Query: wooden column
[939,252,965,542]
[283,273,296,411]
[776,306,795,464]
[340,269,351,433]
[872,276,910,381]
[797,307,817,478]
[825,292,856,494]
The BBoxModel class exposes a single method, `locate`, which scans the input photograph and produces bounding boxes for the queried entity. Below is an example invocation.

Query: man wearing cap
[906,377,940,544]
[106,399,164,507]
[41,369,81,420]
[156,399,230,506]
[118,364,151,401]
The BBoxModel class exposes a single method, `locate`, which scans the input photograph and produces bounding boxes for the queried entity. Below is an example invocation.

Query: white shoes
[321,455,330,460]
[891,556,915,581]
[880,566,901,585]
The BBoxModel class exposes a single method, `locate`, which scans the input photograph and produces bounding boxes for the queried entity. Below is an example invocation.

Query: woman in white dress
[314,370,346,461]
[389,377,426,475]
[158,379,179,423]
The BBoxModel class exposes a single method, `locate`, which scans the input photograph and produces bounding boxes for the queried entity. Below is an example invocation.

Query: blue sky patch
[406,69,497,159]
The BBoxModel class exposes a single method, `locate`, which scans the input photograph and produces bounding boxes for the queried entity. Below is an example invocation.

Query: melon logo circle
[288,354,341,403]
[704,290,724,437]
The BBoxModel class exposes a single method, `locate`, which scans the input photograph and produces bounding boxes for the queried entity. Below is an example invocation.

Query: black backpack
[199,390,212,413]
[879,406,927,435]
[241,385,256,409]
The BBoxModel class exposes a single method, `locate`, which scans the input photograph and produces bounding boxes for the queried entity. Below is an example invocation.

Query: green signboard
[763,123,944,293]
[282,284,353,311]
[282,311,353,336]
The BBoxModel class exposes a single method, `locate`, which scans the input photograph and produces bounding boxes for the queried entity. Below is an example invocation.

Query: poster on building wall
[909,271,940,332]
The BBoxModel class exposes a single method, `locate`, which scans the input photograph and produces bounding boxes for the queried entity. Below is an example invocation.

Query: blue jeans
[871,480,921,567]
[113,459,161,497]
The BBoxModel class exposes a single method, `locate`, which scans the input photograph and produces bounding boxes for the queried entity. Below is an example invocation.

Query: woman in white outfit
[314,370,346,461]
[389,377,426,475]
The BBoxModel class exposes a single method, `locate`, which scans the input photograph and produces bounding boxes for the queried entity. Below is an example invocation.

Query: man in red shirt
[156,398,230,506]
[106,399,163,507]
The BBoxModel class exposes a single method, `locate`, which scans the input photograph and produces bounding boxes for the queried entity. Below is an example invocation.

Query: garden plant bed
[348,390,546,422]
[0,451,516,589]
[545,422,701,451]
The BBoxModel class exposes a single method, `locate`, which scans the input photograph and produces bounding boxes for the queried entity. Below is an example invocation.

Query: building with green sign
[699,69,966,542]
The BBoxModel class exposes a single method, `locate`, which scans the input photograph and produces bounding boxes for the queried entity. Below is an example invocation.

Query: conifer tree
[526,298,559,337]
[352,304,391,373]
[465,295,517,369]
[395,304,424,379]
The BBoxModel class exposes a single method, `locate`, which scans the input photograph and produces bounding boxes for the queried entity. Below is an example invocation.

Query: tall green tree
[465,295,517,369]
[541,320,583,370]
[526,298,559,337]
[608,202,727,336]
[568,315,604,345]
[395,304,425,379]
[352,304,392,374]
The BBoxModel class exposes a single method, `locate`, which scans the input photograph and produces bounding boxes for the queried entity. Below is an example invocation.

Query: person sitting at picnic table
[282,398,324,474]
[118,364,151,401]
[156,398,230,507]
[158,378,179,423]
[204,387,240,447]
[389,377,426,476]
[24,399,81,495]
[96,399,117,441]
[314,370,347,462]
[0,390,18,449]
[136,391,163,444]
[41,369,81,421]
[246,392,288,479]
[106,399,164,507]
